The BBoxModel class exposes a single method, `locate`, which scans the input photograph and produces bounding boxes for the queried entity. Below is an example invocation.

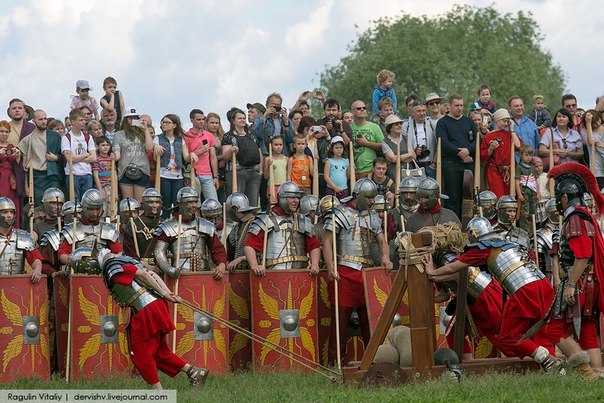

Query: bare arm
[286,157,293,181]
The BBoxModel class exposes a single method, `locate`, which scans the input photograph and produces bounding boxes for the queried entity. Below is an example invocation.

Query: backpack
[234,133,261,167]
[65,132,91,152]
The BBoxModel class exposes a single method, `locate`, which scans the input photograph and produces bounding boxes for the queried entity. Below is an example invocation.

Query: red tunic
[480,130,522,198]
[0,144,19,228]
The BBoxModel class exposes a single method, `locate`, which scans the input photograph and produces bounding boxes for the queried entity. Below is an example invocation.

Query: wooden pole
[474,132,481,191]
[349,141,355,190]
[269,146,276,204]
[395,139,401,208]
[110,159,117,222]
[232,139,238,193]
[532,214,539,269]
[262,210,269,270]
[171,213,182,353]
[221,201,228,246]
[69,154,75,202]
[312,144,319,197]
[436,138,442,191]
[66,214,77,382]
[28,164,34,236]
[331,196,342,370]
[190,163,199,193]
[549,130,555,195]
[509,136,516,197]
[155,155,161,193]
[591,143,596,173]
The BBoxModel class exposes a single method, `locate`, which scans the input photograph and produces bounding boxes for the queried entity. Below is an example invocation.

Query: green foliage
[320,5,566,115]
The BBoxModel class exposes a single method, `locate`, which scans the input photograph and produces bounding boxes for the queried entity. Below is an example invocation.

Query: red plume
[548,162,604,217]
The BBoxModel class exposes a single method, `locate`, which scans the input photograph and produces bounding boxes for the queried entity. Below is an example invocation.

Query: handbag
[125,166,143,181]
[401,159,426,179]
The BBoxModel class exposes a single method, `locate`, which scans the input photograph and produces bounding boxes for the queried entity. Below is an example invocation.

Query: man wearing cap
[247,102,266,134]
[18,109,63,207]
[426,92,444,124]
[350,100,384,179]
[508,96,541,155]
[403,100,437,178]
[435,94,477,217]
[184,109,219,203]
[480,109,522,198]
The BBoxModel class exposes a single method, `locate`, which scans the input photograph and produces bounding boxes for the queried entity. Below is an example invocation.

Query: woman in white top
[538,108,583,164]
[583,110,604,189]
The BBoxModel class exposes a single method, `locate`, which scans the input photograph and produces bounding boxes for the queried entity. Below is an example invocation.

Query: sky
[0,0,602,128]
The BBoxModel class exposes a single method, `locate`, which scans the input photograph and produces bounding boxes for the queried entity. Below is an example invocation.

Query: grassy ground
[3,370,604,402]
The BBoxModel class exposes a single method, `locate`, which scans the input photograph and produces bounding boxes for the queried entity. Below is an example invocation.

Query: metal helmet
[554,177,584,214]
[416,177,440,210]
[318,195,340,215]
[299,195,319,216]
[584,192,594,209]
[399,176,420,207]
[478,190,497,220]
[466,216,498,243]
[496,195,517,225]
[372,194,387,212]
[352,177,378,211]
[0,197,16,227]
[176,187,199,220]
[119,198,140,222]
[201,198,222,222]
[61,201,81,221]
[278,181,302,213]
[141,188,162,217]
[42,188,65,217]
[81,189,104,221]
[226,192,258,222]
[545,198,559,225]
[69,247,101,275]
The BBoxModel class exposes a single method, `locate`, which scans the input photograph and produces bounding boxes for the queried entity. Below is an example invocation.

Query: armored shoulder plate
[61,223,84,244]
[323,204,355,232]
[100,222,120,242]
[295,214,315,237]
[506,226,530,250]
[564,211,595,239]
[39,229,61,251]
[155,219,179,238]
[367,210,383,236]
[197,218,216,238]
[535,227,554,253]
[14,229,36,251]
[467,239,516,251]
[248,213,275,236]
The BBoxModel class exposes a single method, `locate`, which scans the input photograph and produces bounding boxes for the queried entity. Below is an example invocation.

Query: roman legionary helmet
[478,190,497,220]
[141,188,162,217]
[416,177,441,210]
[81,189,104,221]
[544,198,559,225]
[61,201,82,221]
[277,181,302,213]
[372,194,387,212]
[399,176,420,207]
[318,195,340,216]
[466,216,499,243]
[548,162,604,216]
[352,177,378,211]
[119,197,141,220]
[176,187,199,220]
[299,195,319,217]
[42,187,65,217]
[496,195,517,224]
[226,192,259,222]
[0,197,16,227]
[201,198,222,221]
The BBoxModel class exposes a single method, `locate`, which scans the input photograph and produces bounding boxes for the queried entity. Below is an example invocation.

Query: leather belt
[498,260,527,284]
[337,254,374,267]
[125,287,148,306]
[266,256,309,266]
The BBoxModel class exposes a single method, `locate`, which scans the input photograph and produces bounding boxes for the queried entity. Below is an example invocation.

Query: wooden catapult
[342,232,539,386]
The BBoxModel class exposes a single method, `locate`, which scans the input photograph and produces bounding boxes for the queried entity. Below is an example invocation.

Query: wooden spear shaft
[171,213,182,353]
[28,164,34,236]
[269,146,276,204]
[395,140,401,208]
[436,138,442,191]
[349,141,355,190]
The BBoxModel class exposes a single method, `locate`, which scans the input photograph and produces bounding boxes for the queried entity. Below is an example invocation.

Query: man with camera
[253,92,295,157]
[403,100,437,179]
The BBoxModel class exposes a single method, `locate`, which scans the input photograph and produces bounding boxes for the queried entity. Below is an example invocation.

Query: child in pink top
[70,80,100,121]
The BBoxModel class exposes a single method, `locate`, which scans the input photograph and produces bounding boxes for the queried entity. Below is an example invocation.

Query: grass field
[3,370,604,402]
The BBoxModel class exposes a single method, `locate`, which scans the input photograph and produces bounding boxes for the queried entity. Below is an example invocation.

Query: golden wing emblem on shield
[78,287,100,326]
[373,278,388,307]
[319,277,330,308]
[179,305,194,323]
[258,283,280,321]
[118,333,130,358]
[229,283,249,320]
[78,333,101,370]
[260,328,281,365]
[176,332,195,357]
[299,286,314,319]
[213,285,226,319]
[229,333,248,361]
[2,335,23,373]
[474,337,493,359]
[1,289,22,326]
[58,280,68,307]
[299,327,316,362]
[39,300,48,327]
[214,329,227,361]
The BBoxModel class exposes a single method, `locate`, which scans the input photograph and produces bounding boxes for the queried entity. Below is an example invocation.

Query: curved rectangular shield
[0,274,50,382]
[228,271,252,372]
[251,270,318,371]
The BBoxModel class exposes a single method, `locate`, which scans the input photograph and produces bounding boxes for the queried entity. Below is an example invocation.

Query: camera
[311,125,322,133]
[273,106,282,113]
[330,119,341,132]
[418,145,430,159]
[5,149,13,155]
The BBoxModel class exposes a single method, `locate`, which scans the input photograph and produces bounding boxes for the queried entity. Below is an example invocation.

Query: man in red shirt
[184,109,219,202]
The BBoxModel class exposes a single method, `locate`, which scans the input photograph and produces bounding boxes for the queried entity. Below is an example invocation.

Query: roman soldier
[123,188,163,272]
[493,195,531,253]
[243,181,321,276]
[32,187,64,240]
[98,250,209,389]
[154,187,227,280]
[546,162,604,377]
[406,177,460,233]
[533,198,558,278]
[57,189,122,273]
[299,194,319,223]
[0,197,43,283]
[118,197,141,239]
[389,175,420,233]
[322,177,393,365]
[224,193,259,271]
[314,195,340,243]
[477,190,497,224]
[200,198,224,240]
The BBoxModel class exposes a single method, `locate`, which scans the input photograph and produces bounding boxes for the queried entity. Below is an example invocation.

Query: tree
[319,5,566,116]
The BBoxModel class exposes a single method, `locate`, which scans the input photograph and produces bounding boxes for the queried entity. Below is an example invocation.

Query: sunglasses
[561,138,568,149]
[355,106,367,111]
[427,101,441,106]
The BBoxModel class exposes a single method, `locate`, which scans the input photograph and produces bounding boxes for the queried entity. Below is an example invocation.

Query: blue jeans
[160,177,184,219]
[197,175,218,202]
[74,175,93,202]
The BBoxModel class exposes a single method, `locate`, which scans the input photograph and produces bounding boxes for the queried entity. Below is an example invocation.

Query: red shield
[0,275,50,382]
[363,267,399,334]
[165,272,229,375]
[54,275,131,381]
[251,270,318,371]
[228,271,252,372]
